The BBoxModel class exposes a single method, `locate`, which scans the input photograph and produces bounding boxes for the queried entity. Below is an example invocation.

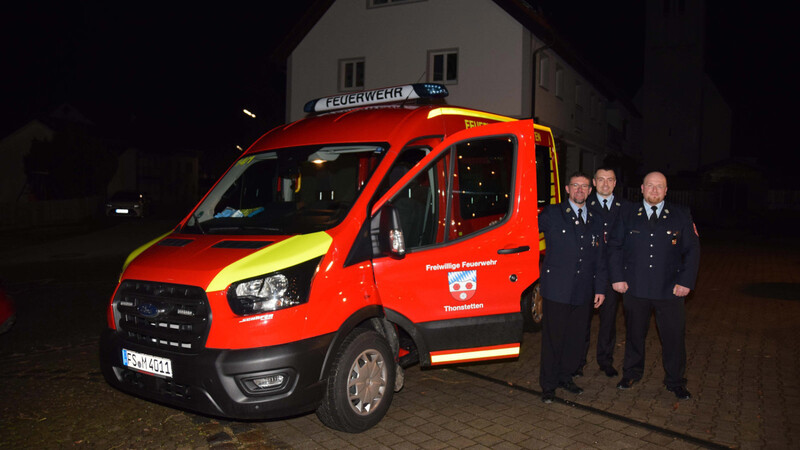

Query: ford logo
[137,303,161,318]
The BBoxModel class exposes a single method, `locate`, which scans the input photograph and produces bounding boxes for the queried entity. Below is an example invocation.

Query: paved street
[0,220,798,449]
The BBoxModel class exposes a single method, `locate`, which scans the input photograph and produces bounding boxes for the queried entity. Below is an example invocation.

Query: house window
[538,54,550,88]
[339,58,364,91]
[369,0,423,7]
[555,65,564,98]
[429,49,458,84]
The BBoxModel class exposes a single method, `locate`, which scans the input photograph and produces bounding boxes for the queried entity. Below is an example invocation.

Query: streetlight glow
[243,109,256,118]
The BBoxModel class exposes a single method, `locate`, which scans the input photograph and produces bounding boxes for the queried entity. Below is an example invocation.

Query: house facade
[284,0,642,181]
[0,104,199,226]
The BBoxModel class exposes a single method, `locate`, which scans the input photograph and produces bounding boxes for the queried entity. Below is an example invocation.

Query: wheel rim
[532,285,543,323]
[347,349,387,416]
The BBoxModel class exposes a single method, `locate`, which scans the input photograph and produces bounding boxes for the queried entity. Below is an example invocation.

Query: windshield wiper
[192,212,206,235]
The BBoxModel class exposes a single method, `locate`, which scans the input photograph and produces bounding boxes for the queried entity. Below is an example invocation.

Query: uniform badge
[448,270,477,301]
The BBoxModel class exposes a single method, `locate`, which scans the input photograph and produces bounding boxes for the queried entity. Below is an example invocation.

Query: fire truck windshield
[183,145,386,235]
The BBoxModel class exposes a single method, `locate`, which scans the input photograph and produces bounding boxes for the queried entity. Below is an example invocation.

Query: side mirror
[371,203,406,259]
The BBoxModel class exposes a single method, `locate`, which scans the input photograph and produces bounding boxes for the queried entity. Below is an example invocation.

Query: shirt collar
[597,193,614,205]
[568,200,586,219]
[643,200,665,217]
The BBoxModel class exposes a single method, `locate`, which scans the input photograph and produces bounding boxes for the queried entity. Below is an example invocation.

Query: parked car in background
[106,192,149,218]
[0,282,15,334]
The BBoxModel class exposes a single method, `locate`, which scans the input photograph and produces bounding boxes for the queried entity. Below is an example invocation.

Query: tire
[522,283,543,332]
[316,328,396,433]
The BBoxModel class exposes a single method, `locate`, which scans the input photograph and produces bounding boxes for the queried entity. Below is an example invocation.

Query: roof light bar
[303,83,448,114]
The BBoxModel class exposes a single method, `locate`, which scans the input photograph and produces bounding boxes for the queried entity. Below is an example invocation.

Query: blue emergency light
[304,83,449,114]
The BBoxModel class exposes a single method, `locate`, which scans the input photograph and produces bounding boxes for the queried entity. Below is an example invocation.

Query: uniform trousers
[580,285,619,369]
[540,298,591,392]
[621,294,687,388]
[594,286,620,368]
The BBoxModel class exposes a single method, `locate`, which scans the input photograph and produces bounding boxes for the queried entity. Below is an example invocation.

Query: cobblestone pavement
[0,225,798,449]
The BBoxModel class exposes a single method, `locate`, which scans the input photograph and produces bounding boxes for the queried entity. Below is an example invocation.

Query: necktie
[650,205,658,224]
[603,199,609,211]
[577,208,585,225]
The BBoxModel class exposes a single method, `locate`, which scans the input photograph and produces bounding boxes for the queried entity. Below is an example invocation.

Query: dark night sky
[1,1,794,175]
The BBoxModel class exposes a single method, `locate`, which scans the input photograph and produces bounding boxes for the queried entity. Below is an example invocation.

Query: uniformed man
[609,171,700,400]
[538,172,607,403]
[577,167,630,378]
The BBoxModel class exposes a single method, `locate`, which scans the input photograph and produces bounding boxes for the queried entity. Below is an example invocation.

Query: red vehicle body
[99,84,560,432]
[0,283,15,334]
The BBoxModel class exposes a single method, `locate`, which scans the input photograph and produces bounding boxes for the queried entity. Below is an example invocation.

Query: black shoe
[666,385,691,400]
[541,390,555,404]
[616,377,638,389]
[600,365,618,377]
[558,380,584,394]
[572,368,584,377]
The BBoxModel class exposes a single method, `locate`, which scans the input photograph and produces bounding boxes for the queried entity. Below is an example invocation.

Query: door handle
[497,245,530,255]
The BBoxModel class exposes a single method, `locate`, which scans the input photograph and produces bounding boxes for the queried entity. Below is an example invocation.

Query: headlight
[227,257,321,316]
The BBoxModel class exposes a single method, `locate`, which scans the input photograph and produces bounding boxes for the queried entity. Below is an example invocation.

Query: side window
[390,151,449,250]
[374,147,429,201]
[535,144,553,207]
[449,137,514,240]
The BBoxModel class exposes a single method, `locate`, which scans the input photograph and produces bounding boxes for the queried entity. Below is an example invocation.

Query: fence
[0,196,102,230]
[625,187,800,228]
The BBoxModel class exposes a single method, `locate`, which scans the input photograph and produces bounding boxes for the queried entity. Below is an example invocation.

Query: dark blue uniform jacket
[608,201,700,300]
[586,193,631,243]
[538,201,608,305]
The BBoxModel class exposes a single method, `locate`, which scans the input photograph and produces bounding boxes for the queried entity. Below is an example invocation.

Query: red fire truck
[99,83,560,432]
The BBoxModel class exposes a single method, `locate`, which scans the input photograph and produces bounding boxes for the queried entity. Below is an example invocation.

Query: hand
[612,281,628,294]
[593,294,605,308]
[673,284,690,297]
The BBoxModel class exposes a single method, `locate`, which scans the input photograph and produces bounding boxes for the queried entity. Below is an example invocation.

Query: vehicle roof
[245,103,518,154]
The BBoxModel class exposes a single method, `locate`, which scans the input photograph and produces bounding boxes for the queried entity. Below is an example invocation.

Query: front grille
[114,280,210,353]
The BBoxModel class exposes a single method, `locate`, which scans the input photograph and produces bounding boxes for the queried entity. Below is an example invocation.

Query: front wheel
[521,283,543,332]
[316,328,396,433]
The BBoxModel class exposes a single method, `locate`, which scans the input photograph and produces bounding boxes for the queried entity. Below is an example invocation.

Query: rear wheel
[316,328,395,433]
[522,283,543,332]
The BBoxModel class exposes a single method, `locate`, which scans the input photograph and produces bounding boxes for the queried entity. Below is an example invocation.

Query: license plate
[122,349,173,378]
[115,208,129,214]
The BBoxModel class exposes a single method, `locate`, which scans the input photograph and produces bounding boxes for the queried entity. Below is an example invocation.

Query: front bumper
[99,329,334,419]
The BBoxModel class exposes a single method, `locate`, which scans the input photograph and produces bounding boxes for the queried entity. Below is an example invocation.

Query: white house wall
[541,51,608,142]
[287,0,640,179]
[288,0,526,121]
[533,43,613,175]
